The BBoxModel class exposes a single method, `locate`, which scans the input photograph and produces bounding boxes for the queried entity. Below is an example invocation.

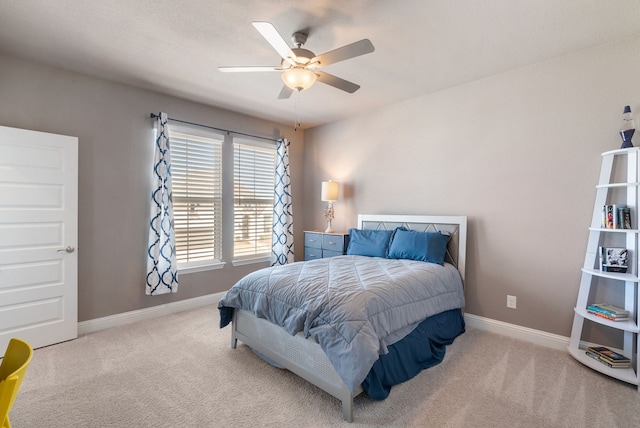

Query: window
[233,140,276,261]
[170,130,223,272]
[168,126,276,272]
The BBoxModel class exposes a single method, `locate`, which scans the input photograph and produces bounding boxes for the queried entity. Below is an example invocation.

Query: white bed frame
[230,214,467,422]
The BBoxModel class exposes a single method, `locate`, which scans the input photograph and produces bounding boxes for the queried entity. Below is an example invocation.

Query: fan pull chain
[294,90,301,131]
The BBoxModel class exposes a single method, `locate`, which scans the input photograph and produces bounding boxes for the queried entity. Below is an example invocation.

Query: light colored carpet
[9,306,640,427]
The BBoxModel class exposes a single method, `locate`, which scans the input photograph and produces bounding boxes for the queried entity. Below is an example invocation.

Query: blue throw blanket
[219,255,465,393]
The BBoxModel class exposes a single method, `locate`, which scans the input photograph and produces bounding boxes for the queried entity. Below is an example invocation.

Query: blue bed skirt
[221,306,465,400]
[362,308,465,400]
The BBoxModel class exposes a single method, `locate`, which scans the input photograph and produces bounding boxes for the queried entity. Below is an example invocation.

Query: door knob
[57,246,75,253]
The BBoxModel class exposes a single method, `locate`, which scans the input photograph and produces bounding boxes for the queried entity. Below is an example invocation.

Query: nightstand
[303,231,350,261]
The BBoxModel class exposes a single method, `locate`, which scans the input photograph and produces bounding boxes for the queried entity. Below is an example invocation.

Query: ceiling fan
[219,22,375,99]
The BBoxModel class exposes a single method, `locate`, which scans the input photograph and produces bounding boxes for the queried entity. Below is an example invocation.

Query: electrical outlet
[507,295,517,309]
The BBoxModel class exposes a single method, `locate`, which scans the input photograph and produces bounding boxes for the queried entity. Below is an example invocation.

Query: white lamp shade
[321,181,339,201]
[282,67,317,91]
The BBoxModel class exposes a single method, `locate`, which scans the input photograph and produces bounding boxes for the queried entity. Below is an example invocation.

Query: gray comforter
[218,255,464,393]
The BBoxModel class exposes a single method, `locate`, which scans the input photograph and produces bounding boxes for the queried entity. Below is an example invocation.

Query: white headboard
[357,214,467,282]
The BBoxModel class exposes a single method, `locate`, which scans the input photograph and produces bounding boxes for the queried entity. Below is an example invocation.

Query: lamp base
[325,219,334,233]
[621,129,635,149]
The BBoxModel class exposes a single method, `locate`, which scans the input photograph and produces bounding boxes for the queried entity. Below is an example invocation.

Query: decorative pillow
[387,227,450,265]
[346,228,394,258]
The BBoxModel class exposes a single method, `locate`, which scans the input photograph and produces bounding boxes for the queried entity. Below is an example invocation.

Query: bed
[218,214,467,422]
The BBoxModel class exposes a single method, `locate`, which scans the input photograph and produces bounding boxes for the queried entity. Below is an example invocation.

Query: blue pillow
[387,227,450,265]
[346,228,394,258]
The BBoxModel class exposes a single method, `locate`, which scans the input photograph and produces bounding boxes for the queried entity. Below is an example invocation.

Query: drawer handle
[310,253,317,257]
[309,239,316,242]
[328,241,336,245]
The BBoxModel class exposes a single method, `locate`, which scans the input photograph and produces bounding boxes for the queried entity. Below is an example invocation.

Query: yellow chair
[0,338,33,428]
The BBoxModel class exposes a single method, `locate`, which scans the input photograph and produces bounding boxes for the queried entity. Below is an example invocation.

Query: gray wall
[303,36,640,337]
[0,54,304,321]
[3,34,640,339]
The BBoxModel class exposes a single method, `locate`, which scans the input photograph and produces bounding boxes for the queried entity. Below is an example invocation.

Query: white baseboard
[464,313,569,351]
[78,292,225,336]
[79,296,569,352]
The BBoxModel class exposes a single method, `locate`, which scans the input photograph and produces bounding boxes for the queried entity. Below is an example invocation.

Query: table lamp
[321,180,339,233]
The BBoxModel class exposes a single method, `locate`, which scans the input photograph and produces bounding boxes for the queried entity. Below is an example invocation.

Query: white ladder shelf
[568,147,640,387]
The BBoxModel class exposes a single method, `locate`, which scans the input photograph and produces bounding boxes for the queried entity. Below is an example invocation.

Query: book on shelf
[586,303,629,317]
[601,205,632,229]
[599,246,628,273]
[621,206,632,229]
[613,204,626,229]
[585,350,631,368]
[586,310,629,321]
[586,346,631,363]
[602,205,615,229]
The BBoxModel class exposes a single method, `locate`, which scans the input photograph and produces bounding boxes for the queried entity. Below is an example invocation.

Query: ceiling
[1,1,639,129]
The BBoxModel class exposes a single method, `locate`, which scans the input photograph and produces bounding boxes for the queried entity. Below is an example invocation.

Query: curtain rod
[149,113,278,143]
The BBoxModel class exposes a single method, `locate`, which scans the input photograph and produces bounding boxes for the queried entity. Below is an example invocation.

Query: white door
[0,125,78,351]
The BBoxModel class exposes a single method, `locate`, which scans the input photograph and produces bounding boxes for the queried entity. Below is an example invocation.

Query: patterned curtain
[146,112,179,295]
[271,138,294,265]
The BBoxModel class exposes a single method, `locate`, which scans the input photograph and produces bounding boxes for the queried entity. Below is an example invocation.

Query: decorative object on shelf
[321,180,339,233]
[599,246,628,273]
[620,105,635,149]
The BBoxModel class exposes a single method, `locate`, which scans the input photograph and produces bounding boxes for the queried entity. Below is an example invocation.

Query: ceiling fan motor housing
[280,48,315,67]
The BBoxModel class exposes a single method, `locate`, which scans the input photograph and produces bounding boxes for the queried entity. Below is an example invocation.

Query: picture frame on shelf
[600,246,628,273]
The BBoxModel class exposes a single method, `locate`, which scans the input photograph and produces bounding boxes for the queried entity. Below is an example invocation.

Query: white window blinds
[234,141,276,260]
[170,131,223,267]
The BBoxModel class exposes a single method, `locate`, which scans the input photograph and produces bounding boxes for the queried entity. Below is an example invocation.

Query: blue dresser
[303,231,349,261]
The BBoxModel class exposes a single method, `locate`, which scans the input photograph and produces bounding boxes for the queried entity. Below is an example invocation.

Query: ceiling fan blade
[218,66,283,72]
[315,71,360,93]
[252,21,297,64]
[278,85,294,99]
[312,39,375,67]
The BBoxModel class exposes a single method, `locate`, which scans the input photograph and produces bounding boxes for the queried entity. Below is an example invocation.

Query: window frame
[231,137,277,266]
[168,124,226,274]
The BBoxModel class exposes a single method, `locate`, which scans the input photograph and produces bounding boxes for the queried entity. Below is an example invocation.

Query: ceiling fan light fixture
[281,67,317,91]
